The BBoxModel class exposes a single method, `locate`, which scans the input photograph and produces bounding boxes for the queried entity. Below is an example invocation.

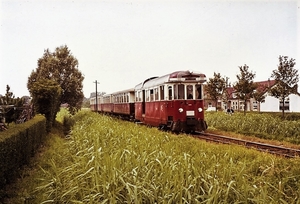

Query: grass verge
[1,121,68,204]
[2,110,300,203]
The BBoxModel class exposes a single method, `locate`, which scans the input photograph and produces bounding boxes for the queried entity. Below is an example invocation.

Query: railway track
[194,132,300,158]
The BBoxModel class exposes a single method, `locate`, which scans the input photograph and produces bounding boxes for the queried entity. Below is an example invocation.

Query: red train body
[90,70,207,132]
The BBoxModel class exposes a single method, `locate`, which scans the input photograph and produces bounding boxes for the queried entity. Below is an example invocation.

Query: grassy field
[205,111,300,145]
[2,110,300,203]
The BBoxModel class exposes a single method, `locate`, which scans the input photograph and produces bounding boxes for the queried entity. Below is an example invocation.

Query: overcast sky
[1,0,299,98]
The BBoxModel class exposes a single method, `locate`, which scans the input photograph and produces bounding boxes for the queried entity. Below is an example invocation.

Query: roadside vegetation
[205,111,300,145]
[3,110,300,203]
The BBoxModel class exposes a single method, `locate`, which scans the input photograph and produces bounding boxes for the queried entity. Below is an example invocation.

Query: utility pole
[93,80,100,112]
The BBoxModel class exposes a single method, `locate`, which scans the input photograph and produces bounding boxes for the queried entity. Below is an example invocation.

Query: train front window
[196,84,202,99]
[173,84,184,99]
[178,84,184,99]
[186,85,193,99]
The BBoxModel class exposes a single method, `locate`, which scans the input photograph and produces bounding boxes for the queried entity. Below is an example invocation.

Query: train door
[142,90,145,115]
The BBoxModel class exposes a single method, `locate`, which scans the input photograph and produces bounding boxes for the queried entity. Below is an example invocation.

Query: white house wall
[260,94,300,112]
[260,96,279,112]
[289,94,300,112]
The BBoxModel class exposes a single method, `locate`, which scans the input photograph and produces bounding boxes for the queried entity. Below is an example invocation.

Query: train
[90,70,207,133]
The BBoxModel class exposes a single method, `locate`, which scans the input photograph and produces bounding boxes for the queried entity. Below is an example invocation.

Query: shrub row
[0,115,47,189]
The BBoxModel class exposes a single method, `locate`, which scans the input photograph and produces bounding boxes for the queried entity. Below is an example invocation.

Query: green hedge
[0,115,46,189]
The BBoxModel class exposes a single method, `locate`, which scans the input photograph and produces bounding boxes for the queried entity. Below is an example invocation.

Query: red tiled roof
[224,79,276,99]
[255,79,276,92]
[225,87,235,98]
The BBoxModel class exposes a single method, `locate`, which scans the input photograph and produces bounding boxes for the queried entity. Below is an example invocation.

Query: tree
[221,77,232,110]
[0,85,25,125]
[30,79,62,131]
[252,86,266,113]
[28,45,84,118]
[233,64,257,115]
[206,72,227,111]
[269,55,299,118]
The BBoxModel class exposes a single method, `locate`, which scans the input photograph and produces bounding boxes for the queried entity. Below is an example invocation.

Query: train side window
[150,89,154,101]
[146,90,150,101]
[168,86,173,100]
[160,86,164,100]
[154,88,158,101]
[136,91,140,102]
[139,91,142,102]
[196,85,202,99]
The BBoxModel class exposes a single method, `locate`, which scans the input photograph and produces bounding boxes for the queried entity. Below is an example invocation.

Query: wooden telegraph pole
[93,80,100,112]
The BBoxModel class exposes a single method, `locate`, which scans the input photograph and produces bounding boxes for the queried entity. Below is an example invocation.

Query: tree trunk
[282,98,285,118]
[244,100,247,115]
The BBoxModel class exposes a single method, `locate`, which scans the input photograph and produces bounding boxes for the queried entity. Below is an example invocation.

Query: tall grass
[206,112,300,144]
[34,111,300,203]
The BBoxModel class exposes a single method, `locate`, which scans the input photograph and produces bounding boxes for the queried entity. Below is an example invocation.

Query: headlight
[178,108,184,113]
[198,108,203,112]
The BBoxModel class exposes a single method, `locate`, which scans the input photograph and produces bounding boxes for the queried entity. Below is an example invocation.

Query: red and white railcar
[134,70,207,132]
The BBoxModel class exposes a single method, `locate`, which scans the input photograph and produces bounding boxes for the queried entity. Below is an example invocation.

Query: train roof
[135,70,206,90]
[111,88,135,95]
[100,88,135,98]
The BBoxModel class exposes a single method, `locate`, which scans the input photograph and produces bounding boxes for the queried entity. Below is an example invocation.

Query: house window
[253,101,257,110]
[279,100,289,111]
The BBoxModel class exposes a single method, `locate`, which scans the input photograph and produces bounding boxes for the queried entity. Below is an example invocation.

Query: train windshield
[171,84,203,100]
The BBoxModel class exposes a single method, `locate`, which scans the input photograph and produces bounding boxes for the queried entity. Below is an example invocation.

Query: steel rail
[194,132,300,158]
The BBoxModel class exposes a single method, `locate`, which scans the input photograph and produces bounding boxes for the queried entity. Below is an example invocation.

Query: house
[205,80,300,112]
[260,83,300,112]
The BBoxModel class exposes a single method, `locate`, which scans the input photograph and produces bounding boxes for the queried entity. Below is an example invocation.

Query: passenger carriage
[101,94,113,113]
[90,89,135,119]
[134,70,207,132]
[90,93,102,112]
[112,89,135,119]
